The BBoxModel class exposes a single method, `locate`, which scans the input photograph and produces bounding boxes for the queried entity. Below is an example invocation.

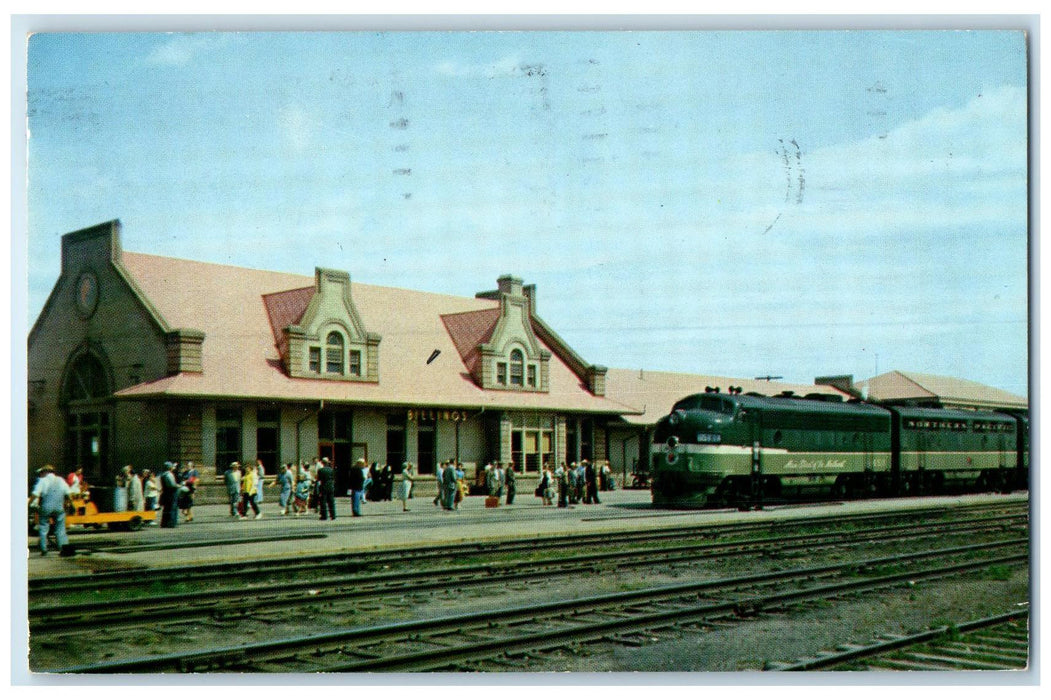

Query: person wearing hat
[397,462,415,512]
[29,465,74,556]
[277,463,294,516]
[224,462,242,517]
[158,461,183,528]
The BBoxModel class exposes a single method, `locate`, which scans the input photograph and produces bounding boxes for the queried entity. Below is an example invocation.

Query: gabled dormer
[473,275,552,392]
[267,268,381,382]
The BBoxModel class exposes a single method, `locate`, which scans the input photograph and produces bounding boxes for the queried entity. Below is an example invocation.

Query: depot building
[27,221,644,491]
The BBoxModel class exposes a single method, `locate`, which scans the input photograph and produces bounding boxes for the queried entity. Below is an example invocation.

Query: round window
[75,272,99,318]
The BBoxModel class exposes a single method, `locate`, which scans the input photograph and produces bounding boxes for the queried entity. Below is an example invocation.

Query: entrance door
[61,352,114,482]
[417,418,436,473]
[65,409,111,482]
[334,442,352,495]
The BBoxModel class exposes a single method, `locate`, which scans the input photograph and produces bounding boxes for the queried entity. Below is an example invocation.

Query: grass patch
[983,565,1015,581]
[931,621,962,643]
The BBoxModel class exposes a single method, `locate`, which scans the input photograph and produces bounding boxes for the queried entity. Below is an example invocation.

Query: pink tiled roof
[262,286,314,359]
[441,308,501,377]
[114,252,637,415]
[856,370,1027,410]
[603,368,850,425]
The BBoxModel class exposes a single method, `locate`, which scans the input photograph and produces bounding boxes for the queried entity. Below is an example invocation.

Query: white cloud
[433,54,525,78]
[280,104,313,154]
[145,34,232,67]
[697,85,1027,237]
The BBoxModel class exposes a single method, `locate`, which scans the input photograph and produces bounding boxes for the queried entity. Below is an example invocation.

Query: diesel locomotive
[651,389,1028,508]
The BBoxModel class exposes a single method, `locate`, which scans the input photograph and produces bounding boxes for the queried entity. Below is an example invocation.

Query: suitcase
[485,496,500,508]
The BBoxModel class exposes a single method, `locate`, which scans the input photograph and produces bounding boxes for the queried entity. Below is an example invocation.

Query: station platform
[24,489,1029,580]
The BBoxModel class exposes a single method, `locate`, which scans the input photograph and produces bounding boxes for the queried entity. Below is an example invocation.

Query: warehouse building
[601,369,850,481]
[846,370,1028,412]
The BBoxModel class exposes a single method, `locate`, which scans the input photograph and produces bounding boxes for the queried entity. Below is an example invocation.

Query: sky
[23,30,1029,396]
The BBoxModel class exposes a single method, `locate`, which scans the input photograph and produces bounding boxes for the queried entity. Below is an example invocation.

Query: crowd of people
[529,460,616,508]
[30,456,619,551]
[221,456,419,521]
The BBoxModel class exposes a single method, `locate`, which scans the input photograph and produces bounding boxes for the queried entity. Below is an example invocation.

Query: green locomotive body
[651,391,1025,508]
[892,406,1019,494]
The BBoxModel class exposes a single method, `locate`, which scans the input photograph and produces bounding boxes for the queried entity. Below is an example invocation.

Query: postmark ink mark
[765,138,804,234]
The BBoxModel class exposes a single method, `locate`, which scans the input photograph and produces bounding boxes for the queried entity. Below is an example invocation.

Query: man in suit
[584,460,601,505]
[317,458,337,520]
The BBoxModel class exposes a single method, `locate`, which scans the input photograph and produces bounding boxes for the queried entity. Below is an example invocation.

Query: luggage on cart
[485,495,500,508]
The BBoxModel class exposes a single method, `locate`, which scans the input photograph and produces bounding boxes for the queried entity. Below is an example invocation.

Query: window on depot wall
[216,408,242,470]
[256,408,280,472]
[349,349,362,376]
[496,362,508,385]
[326,332,344,374]
[527,364,537,388]
[509,349,524,386]
[309,347,321,373]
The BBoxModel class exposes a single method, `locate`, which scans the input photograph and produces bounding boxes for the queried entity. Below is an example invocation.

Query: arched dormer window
[326,331,345,375]
[509,348,524,386]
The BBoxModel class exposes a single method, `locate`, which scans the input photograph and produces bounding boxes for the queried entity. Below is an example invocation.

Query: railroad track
[28,510,1029,634]
[770,609,1030,671]
[49,541,1028,673]
[30,500,1028,597]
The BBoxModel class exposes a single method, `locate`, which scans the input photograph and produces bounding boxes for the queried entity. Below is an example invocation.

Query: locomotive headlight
[665,435,680,464]
[668,410,684,426]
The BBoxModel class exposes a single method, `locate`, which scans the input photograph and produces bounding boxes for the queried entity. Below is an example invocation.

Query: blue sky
[25,30,1029,395]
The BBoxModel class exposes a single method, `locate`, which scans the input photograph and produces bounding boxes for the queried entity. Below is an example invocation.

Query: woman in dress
[541,467,555,506]
[178,462,199,522]
[293,464,312,516]
[397,462,415,512]
[126,466,144,512]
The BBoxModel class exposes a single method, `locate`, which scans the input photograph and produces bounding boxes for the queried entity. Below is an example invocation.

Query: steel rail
[46,539,1028,673]
[29,500,1028,594]
[63,531,327,554]
[28,512,1029,633]
[770,609,1030,671]
[324,554,1031,673]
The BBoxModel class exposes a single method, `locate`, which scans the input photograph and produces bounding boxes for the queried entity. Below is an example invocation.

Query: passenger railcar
[651,390,1027,509]
[890,406,1018,495]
